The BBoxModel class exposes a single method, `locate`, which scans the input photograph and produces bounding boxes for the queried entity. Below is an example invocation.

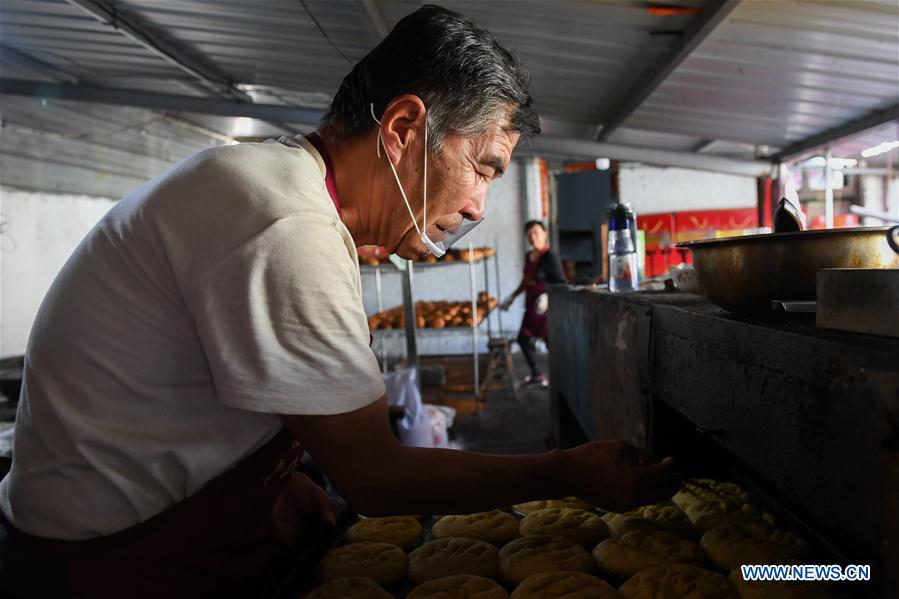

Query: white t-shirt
[0,136,385,540]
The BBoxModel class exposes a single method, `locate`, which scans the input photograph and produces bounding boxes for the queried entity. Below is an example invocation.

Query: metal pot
[677,226,899,312]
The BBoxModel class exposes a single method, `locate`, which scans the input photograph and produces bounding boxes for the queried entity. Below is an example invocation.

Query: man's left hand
[271,472,336,545]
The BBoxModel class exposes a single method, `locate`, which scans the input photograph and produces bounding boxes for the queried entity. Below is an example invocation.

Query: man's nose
[461,189,487,222]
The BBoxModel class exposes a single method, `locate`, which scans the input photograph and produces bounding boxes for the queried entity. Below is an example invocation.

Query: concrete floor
[450,353,552,454]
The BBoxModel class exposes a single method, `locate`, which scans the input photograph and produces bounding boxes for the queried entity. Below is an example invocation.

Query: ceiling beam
[693,139,718,154]
[0,79,324,126]
[65,0,250,102]
[531,134,771,177]
[0,49,255,143]
[595,0,742,141]
[771,103,899,163]
[0,45,79,84]
[360,0,389,39]
[0,79,773,175]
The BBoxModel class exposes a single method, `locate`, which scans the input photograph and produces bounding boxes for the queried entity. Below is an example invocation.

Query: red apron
[5,428,304,598]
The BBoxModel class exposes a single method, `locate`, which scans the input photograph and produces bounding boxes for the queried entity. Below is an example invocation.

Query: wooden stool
[480,337,518,399]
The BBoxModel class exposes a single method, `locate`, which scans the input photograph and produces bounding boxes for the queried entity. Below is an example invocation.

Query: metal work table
[548,285,899,597]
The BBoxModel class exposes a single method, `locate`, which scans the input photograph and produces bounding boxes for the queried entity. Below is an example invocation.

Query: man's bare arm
[281,397,678,516]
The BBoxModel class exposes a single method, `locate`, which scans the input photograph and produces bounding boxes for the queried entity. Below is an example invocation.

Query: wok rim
[675,226,894,249]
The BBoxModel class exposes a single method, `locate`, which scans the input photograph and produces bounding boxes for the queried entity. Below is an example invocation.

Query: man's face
[392,122,520,260]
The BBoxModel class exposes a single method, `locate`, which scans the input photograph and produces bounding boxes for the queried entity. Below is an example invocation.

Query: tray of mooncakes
[289,482,854,599]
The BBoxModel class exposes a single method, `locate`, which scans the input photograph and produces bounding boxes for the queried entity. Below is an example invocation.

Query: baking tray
[270,504,612,598]
[268,488,858,598]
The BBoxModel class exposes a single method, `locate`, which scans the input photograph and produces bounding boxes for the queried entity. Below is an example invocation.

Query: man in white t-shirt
[0,6,678,597]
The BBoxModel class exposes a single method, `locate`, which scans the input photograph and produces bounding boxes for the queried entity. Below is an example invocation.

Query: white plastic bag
[383,367,432,447]
[425,404,456,448]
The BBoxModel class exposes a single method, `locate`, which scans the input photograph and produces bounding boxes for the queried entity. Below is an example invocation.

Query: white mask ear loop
[423,113,428,236]
[370,102,426,238]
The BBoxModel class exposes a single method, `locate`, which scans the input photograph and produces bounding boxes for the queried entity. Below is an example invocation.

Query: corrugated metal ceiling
[111,0,376,90]
[0,94,232,197]
[0,0,203,94]
[1,0,897,164]
[379,0,707,127]
[626,0,899,150]
[825,120,899,166]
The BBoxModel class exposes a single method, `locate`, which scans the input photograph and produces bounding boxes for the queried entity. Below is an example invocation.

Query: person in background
[500,220,566,387]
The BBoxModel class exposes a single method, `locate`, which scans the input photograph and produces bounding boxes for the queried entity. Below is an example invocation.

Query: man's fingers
[271,493,299,545]
[311,483,337,525]
[270,474,335,546]
[640,456,679,482]
[613,442,654,465]
[637,457,681,501]
[626,445,655,464]
[294,473,336,526]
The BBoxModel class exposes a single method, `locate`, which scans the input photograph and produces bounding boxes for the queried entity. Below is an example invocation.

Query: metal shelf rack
[361,242,503,395]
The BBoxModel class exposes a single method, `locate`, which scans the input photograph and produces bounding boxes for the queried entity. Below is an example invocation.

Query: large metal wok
[677,226,899,312]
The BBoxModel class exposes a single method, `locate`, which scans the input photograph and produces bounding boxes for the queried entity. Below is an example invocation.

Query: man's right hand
[564,440,680,513]
[282,399,680,518]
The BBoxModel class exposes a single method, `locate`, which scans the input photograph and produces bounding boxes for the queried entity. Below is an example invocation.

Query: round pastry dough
[727,568,845,598]
[318,541,407,586]
[303,577,393,598]
[513,498,593,515]
[499,535,595,586]
[603,501,695,539]
[408,537,499,584]
[619,564,737,598]
[433,510,519,546]
[407,574,509,599]
[592,529,705,579]
[511,571,621,598]
[700,519,811,570]
[344,515,422,550]
[671,480,756,533]
[519,508,610,548]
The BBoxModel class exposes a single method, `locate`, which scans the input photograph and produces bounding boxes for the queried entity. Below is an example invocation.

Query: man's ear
[379,95,427,166]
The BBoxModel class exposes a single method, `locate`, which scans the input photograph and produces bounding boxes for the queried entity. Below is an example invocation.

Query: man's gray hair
[324,4,540,153]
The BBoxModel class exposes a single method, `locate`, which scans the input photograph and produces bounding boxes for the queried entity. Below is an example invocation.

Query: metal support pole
[483,254,492,339]
[468,242,479,396]
[493,242,504,337]
[888,150,897,220]
[374,265,386,372]
[824,147,834,229]
[400,260,419,381]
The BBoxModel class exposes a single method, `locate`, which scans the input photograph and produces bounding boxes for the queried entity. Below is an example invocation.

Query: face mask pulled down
[370,104,481,258]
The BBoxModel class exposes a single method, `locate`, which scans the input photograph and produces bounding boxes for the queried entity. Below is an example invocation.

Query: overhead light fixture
[595,158,611,170]
[860,140,899,158]
[803,156,857,169]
